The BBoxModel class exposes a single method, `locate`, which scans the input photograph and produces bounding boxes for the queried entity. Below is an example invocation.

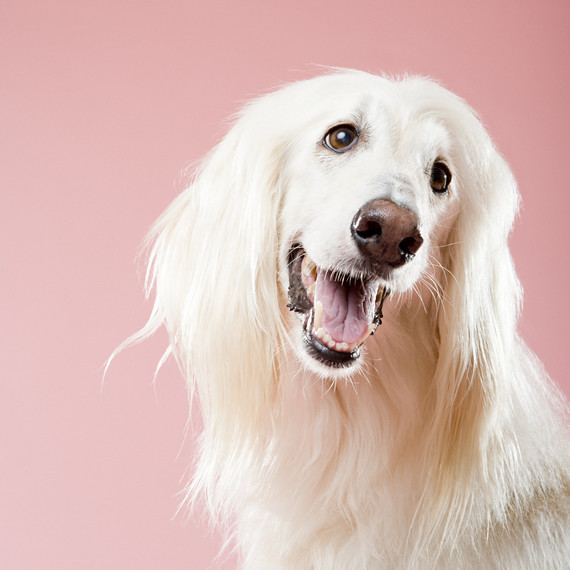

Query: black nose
[351,199,423,266]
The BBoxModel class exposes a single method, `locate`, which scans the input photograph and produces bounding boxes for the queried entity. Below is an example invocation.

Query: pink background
[2,0,569,568]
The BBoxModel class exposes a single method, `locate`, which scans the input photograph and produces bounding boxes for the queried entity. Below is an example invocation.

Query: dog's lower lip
[303,331,360,368]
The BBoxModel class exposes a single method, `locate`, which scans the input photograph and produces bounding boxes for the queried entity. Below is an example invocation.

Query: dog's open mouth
[287,245,389,368]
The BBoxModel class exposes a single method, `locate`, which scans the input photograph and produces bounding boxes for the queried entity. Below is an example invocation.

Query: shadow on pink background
[2,1,569,568]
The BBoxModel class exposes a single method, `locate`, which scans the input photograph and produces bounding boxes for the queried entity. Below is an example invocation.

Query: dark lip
[286,244,313,315]
[303,331,360,368]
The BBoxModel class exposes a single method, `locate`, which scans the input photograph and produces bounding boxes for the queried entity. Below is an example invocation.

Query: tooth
[307,282,316,296]
[313,300,323,330]
[303,258,317,277]
[375,287,384,304]
[314,327,332,347]
[376,286,390,308]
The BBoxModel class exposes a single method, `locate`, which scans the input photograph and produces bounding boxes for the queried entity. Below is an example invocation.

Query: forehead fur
[241,70,469,132]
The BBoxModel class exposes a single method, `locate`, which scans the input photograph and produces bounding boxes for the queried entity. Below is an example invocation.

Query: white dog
[127,70,570,568]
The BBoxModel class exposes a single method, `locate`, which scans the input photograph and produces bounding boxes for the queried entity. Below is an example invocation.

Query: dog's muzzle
[287,199,421,369]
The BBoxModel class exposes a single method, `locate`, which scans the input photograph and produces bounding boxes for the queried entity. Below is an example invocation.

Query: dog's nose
[351,199,423,266]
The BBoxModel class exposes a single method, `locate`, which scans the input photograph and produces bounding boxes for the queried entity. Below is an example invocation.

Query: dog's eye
[430,162,452,193]
[323,124,359,152]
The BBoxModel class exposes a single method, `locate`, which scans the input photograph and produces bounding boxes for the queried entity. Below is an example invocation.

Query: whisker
[434,241,464,249]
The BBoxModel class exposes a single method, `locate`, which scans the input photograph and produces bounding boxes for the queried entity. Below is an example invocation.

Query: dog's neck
[272,295,440,508]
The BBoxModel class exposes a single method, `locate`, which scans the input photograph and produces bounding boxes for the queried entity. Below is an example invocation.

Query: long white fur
[126,70,569,568]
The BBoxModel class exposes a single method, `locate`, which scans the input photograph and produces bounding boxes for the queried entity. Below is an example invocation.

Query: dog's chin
[292,327,365,378]
[286,244,392,375]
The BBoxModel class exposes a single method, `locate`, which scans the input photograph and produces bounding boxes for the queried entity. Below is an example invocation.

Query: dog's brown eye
[324,124,359,152]
[430,162,452,193]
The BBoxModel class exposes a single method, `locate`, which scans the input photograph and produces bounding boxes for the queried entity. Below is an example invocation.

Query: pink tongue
[315,271,375,344]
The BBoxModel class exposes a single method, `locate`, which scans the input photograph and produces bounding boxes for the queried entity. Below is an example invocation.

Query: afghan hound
[122,70,570,569]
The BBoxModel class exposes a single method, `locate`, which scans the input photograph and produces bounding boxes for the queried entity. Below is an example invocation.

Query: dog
[126,70,570,568]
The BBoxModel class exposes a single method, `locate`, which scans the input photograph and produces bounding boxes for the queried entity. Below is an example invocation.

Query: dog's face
[278,82,461,374]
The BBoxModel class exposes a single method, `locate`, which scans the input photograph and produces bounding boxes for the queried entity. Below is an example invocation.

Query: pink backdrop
[2,0,569,568]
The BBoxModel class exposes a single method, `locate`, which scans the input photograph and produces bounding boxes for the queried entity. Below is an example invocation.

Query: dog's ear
[437,109,521,373]
[436,104,521,417]
[400,90,523,558]
[141,104,289,441]
[416,98,522,547]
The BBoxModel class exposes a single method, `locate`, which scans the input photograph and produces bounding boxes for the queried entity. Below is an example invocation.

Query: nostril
[398,234,424,259]
[354,218,382,241]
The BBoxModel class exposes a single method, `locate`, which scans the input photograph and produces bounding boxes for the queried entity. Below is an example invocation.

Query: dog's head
[251,71,515,377]
[140,69,520,415]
